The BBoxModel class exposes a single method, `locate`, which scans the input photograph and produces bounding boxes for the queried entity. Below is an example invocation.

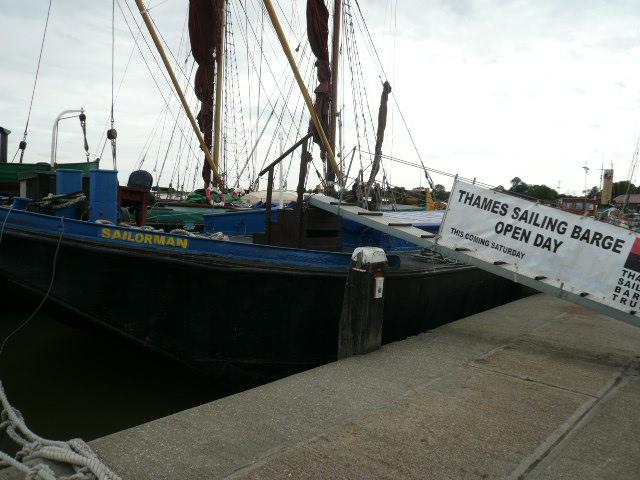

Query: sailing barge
[0,202,523,377]
[0,0,526,378]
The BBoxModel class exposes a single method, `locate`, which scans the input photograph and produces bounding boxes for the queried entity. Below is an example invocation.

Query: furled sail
[365,81,392,197]
[188,0,224,189]
[306,0,331,148]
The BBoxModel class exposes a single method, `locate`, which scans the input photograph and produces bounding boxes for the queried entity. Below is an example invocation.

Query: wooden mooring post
[338,247,388,358]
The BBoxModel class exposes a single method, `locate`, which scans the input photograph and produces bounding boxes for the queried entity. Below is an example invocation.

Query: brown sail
[365,81,392,198]
[306,0,331,149]
[188,0,224,189]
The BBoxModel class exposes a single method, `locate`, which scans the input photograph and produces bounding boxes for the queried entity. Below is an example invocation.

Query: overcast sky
[1,0,640,195]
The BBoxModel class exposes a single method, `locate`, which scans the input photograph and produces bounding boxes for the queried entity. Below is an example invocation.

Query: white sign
[440,181,640,314]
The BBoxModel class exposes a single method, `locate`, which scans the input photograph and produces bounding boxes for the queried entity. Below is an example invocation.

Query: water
[0,282,244,448]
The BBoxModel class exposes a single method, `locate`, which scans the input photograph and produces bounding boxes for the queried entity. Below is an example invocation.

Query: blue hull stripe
[0,207,400,269]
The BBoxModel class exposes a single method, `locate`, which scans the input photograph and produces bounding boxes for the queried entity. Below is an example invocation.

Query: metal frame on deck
[308,194,640,329]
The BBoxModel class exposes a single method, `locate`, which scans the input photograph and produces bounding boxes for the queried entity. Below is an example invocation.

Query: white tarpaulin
[440,181,640,315]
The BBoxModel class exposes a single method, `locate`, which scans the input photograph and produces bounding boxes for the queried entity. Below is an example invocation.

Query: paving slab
[0,294,638,479]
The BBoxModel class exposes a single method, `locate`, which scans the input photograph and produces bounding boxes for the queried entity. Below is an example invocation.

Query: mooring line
[0,204,13,248]
[0,217,64,358]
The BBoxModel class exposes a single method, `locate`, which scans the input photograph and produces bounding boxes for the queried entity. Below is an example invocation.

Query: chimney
[0,127,10,164]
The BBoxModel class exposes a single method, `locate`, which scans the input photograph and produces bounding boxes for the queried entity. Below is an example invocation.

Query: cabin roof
[613,194,640,204]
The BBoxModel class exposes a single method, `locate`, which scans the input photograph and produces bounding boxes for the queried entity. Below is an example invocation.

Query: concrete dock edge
[1,294,638,479]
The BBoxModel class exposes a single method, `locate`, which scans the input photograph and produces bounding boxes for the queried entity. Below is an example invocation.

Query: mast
[328,0,341,182]
[212,2,225,185]
[134,0,222,187]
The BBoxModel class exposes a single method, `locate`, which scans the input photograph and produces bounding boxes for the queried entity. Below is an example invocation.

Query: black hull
[0,228,527,377]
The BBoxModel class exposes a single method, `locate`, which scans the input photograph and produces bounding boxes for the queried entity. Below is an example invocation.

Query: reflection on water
[0,281,242,447]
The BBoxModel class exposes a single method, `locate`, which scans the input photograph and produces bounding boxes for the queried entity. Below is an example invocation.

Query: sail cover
[189,0,224,189]
[365,81,392,196]
[306,0,331,147]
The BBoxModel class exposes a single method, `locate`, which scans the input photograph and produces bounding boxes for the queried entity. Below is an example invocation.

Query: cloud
[1,0,639,196]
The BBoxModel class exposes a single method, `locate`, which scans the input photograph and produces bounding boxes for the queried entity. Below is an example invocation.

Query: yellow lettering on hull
[98,227,188,249]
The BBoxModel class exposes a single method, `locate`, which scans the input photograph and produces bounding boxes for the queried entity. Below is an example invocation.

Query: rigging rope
[98,39,137,160]
[159,59,195,189]
[108,0,118,170]
[115,0,203,170]
[232,1,312,186]
[16,0,53,164]
[351,0,435,190]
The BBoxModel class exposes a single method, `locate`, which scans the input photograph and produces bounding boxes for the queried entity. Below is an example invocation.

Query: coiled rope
[0,381,120,480]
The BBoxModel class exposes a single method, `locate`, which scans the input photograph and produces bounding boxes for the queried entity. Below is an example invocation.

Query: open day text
[455,189,626,254]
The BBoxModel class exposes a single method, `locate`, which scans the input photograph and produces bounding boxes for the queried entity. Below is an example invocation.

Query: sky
[1,0,640,195]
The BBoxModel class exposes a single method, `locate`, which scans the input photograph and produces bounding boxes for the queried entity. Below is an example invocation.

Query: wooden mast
[262,0,344,186]
[134,0,223,187]
[212,1,225,186]
[328,0,341,180]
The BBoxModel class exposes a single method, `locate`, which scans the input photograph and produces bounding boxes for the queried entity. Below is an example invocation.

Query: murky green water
[0,283,241,448]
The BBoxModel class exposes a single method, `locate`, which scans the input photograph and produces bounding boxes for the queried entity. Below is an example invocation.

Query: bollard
[338,247,388,359]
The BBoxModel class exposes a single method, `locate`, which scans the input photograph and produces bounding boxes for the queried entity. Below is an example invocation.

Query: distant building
[613,194,640,209]
[557,197,598,216]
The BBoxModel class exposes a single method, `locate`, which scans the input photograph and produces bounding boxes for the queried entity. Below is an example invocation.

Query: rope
[18,0,53,164]
[111,0,115,132]
[0,217,64,358]
[0,205,14,249]
[109,0,117,170]
[357,149,495,189]
[28,193,86,211]
[0,215,120,479]
[115,0,202,169]
[0,382,121,480]
[96,31,139,158]
[350,0,435,190]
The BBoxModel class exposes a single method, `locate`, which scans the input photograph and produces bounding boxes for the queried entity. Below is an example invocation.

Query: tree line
[509,177,638,203]
[395,176,636,204]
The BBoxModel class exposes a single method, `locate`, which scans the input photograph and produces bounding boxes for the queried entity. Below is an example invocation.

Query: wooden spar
[261,0,344,187]
[329,0,341,155]
[133,0,223,187]
[213,1,225,183]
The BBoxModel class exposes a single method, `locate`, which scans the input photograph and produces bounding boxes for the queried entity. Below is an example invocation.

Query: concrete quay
[3,294,640,479]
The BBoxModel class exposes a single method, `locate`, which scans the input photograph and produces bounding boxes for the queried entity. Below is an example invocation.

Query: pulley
[107,128,117,140]
[18,139,26,164]
[79,110,90,160]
